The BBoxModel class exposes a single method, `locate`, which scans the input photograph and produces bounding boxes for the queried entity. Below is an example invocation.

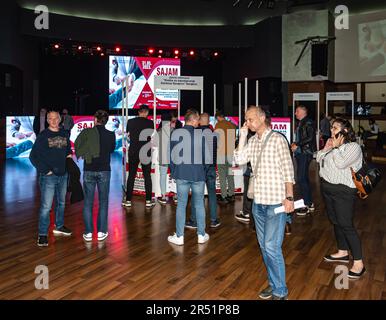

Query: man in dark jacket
[29,110,73,247]
[291,105,316,216]
[168,109,209,246]
[75,110,116,242]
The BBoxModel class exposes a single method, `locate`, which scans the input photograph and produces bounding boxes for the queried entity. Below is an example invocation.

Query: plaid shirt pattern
[234,129,295,205]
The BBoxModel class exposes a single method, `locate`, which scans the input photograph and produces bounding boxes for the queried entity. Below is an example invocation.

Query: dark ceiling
[17,0,386,26]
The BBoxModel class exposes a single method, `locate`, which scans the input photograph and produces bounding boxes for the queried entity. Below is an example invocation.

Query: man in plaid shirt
[234,106,295,300]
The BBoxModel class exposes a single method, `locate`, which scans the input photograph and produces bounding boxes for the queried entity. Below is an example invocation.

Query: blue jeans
[159,165,168,196]
[38,173,68,236]
[83,171,111,234]
[252,202,288,298]
[295,153,313,206]
[176,179,206,237]
[191,166,218,223]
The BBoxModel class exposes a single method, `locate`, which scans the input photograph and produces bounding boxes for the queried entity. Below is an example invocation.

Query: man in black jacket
[291,105,316,216]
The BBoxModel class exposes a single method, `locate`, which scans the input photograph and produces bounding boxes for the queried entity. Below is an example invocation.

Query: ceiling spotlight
[189,50,195,56]
[78,45,82,50]
[101,52,105,56]
[233,0,241,7]
[174,56,179,59]
[148,48,154,54]
[115,46,121,52]
[174,49,179,55]
[96,46,101,51]
[158,49,163,54]
[213,52,219,57]
[267,0,275,9]
[158,55,162,58]
[54,44,59,49]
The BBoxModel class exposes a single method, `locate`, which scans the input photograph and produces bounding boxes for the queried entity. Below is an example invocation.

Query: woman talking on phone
[316,118,366,279]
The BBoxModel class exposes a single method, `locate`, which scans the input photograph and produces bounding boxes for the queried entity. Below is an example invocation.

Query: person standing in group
[61,108,75,137]
[291,105,316,216]
[168,109,209,245]
[185,112,221,229]
[30,110,73,247]
[215,110,236,203]
[316,118,366,279]
[33,108,48,136]
[75,110,116,242]
[122,104,155,208]
[234,106,295,300]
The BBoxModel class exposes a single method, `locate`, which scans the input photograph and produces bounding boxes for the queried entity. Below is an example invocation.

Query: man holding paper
[234,106,295,300]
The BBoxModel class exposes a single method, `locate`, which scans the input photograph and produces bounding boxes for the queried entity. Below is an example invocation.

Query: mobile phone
[335,130,345,139]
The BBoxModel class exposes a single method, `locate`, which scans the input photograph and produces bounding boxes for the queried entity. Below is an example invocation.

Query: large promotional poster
[109,56,181,110]
[5,116,35,159]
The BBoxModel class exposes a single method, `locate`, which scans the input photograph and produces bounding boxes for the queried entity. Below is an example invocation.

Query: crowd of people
[28,104,367,300]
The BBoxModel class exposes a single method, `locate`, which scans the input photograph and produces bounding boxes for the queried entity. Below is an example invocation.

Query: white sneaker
[97,232,108,241]
[198,233,210,244]
[122,200,131,207]
[83,233,92,242]
[167,233,184,246]
[146,200,156,208]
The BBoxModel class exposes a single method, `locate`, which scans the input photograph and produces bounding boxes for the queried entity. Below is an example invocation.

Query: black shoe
[185,219,197,229]
[218,196,229,204]
[285,222,292,235]
[235,211,250,223]
[210,219,221,228]
[226,195,235,203]
[157,197,167,205]
[348,267,366,279]
[272,295,288,300]
[53,226,72,236]
[146,200,156,208]
[258,286,273,300]
[323,254,350,263]
[37,235,48,247]
[296,207,309,216]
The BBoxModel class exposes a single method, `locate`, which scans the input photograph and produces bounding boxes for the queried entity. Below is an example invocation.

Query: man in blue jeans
[30,110,73,247]
[186,112,220,229]
[234,106,295,300]
[291,105,316,216]
[168,109,209,245]
[75,110,116,242]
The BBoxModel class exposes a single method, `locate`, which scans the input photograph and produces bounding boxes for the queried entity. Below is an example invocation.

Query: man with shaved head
[234,105,295,300]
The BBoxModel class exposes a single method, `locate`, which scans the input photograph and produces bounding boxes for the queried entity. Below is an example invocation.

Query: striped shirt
[316,142,362,188]
[234,129,295,205]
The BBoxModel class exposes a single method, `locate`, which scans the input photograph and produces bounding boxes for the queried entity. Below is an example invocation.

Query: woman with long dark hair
[316,118,366,279]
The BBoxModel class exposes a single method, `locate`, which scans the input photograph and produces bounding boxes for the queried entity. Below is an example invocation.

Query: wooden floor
[0,153,385,300]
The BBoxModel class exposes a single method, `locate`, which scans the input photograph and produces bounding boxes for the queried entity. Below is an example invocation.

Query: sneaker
[307,203,315,212]
[210,219,221,228]
[198,233,210,244]
[185,219,197,229]
[285,222,292,235]
[323,254,350,263]
[272,295,288,300]
[235,211,250,223]
[258,286,273,300]
[122,200,132,207]
[296,207,309,216]
[83,233,92,242]
[226,195,235,203]
[146,200,156,208]
[53,226,72,236]
[168,233,184,246]
[157,196,167,205]
[348,267,366,279]
[37,235,48,247]
[97,232,108,241]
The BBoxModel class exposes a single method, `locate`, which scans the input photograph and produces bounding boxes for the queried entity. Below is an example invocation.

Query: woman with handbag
[316,118,366,279]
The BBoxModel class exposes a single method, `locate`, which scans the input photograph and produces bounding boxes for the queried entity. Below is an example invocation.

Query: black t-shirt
[84,125,116,172]
[126,117,154,155]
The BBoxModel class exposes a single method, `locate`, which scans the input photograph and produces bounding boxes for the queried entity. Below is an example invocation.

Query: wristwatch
[286,196,294,201]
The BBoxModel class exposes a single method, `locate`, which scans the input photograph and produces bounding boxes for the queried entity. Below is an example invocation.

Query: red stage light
[175,56,178,59]
[174,49,179,55]
[101,53,105,56]
[54,44,59,49]
[158,49,163,54]
[115,47,121,52]
[148,48,154,54]
[96,46,101,51]
[189,50,195,56]
[213,51,219,57]
[158,55,162,58]
[78,46,82,50]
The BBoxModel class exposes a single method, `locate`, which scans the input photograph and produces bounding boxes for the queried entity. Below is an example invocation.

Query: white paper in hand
[274,199,305,214]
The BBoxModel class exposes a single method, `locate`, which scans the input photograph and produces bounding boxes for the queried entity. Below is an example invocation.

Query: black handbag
[351,162,382,199]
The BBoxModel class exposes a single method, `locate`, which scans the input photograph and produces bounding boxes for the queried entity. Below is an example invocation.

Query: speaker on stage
[311,43,328,77]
